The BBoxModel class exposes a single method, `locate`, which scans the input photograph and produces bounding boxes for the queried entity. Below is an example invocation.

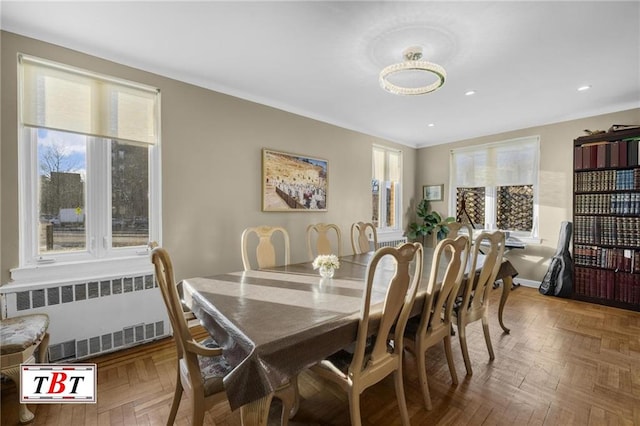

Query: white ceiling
[2,1,639,148]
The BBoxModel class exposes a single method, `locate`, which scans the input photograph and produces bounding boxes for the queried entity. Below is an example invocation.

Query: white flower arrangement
[312,254,340,270]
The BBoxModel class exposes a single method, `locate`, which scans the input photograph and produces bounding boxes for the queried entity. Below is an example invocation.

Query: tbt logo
[21,364,96,403]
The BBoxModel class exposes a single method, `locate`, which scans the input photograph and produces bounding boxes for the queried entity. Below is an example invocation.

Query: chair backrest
[350,221,377,254]
[306,223,343,259]
[241,226,290,270]
[461,231,506,315]
[447,222,474,240]
[349,242,423,380]
[417,236,470,337]
[151,246,222,388]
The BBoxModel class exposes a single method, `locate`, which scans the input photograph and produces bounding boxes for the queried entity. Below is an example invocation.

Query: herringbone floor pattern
[2,286,639,425]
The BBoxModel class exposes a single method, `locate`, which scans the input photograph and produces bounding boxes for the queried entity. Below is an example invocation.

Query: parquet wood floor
[2,286,639,425]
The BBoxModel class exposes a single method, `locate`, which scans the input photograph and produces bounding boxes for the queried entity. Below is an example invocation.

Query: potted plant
[406,199,455,245]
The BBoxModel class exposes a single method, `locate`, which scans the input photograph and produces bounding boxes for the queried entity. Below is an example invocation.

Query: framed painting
[423,184,444,201]
[262,149,328,211]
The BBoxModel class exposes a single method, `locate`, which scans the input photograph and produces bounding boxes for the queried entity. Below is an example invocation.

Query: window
[14,55,161,282]
[449,136,539,240]
[372,145,402,235]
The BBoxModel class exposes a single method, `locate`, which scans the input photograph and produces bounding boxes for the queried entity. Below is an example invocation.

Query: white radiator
[2,273,170,362]
[376,235,408,248]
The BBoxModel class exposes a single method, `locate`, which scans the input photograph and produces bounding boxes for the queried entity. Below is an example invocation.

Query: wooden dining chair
[447,221,474,240]
[241,225,290,270]
[453,230,505,376]
[149,241,200,327]
[310,242,423,426]
[306,222,343,259]
[403,235,470,410]
[350,221,377,254]
[151,246,297,425]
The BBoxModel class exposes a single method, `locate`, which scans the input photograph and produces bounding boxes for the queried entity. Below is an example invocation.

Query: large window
[15,55,161,281]
[449,136,539,240]
[372,145,402,235]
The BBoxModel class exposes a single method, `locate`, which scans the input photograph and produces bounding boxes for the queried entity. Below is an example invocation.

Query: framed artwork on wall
[262,149,328,211]
[423,184,444,201]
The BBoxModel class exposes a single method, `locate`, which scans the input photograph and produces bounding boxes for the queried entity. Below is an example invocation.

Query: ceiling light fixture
[379,46,446,95]
[465,90,476,96]
[577,85,591,91]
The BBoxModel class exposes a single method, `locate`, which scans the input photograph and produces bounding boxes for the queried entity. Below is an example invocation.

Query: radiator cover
[2,274,170,362]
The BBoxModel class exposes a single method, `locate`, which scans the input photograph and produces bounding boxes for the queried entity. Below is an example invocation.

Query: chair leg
[481,315,495,360]
[3,366,35,424]
[290,374,300,418]
[393,369,411,426]
[37,333,50,363]
[241,394,274,426]
[274,376,299,426]
[347,389,362,426]
[443,335,458,385]
[457,322,473,376]
[167,370,183,426]
[416,349,432,410]
[191,394,206,426]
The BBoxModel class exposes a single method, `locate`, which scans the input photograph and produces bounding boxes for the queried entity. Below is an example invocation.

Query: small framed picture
[423,184,444,201]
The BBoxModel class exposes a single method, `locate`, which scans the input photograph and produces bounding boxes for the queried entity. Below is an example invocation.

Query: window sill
[4,255,153,292]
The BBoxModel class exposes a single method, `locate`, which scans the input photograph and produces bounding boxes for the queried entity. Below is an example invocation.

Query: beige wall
[0,31,417,284]
[3,31,638,286]
[416,108,640,281]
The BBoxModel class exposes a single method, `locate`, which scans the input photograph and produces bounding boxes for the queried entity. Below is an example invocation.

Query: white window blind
[20,54,159,145]
[450,136,540,239]
[452,137,539,188]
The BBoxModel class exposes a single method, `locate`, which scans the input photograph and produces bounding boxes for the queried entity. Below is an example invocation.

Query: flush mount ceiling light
[379,46,446,95]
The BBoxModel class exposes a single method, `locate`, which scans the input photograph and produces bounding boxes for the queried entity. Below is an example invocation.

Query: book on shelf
[596,143,610,168]
[619,139,628,167]
[626,138,639,167]
[574,146,583,170]
[574,140,640,169]
[610,141,620,167]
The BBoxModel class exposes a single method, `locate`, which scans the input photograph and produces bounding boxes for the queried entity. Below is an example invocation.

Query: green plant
[406,199,455,243]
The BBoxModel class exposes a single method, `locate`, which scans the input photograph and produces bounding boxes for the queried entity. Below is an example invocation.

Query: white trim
[5,255,153,292]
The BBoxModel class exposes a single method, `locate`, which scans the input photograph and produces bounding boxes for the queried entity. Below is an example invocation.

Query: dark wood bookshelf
[573,128,640,312]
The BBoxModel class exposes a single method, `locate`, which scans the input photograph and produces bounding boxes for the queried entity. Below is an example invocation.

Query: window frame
[448,136,540,243]
[11,56,162,286]
[372,144,403,239]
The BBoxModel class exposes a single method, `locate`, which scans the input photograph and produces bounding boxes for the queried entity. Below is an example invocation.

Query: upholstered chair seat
[1,313,50,424]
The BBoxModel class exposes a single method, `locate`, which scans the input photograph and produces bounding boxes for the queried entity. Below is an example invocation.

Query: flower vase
[319,265,335,279]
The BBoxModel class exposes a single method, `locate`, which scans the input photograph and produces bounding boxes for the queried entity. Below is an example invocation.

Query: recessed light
[577,85,591,91]
[465,90,476,96]
[427,123,435,127]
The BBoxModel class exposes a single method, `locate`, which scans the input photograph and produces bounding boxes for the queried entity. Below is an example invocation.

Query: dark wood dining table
[181,250,518,425]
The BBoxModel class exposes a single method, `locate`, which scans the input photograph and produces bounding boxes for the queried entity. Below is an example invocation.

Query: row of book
[575,193,640,215]
[574,267,640,304]
[574,245,640,273]
[574,216,640,246]
[574,169,640,192]
[574,137,640,170]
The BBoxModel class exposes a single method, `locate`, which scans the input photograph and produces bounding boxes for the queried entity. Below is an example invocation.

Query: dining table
[181,249,518,425]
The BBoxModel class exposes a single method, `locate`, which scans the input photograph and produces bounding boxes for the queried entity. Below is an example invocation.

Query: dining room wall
[0,31,417,285]
[416,107,640,284]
